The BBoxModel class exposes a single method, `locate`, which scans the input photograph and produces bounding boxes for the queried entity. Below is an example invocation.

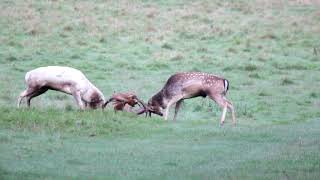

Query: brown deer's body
[147,72,236,125]
[104,92,146,113]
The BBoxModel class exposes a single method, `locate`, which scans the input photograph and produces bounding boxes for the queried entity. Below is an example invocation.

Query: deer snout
[146,105,163,117]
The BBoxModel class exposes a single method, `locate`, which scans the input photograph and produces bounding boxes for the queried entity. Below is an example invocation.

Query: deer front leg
[163,96,183,121]
[84,101,88,108]
[173,100,183,122]
[163,107,170,121]
[72,91,85,110]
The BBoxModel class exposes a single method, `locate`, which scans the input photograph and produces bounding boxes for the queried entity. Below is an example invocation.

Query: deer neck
[83,86,104,103]
[150,91,166,109]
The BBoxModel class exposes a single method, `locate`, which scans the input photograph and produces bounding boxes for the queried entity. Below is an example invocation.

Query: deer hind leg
[173,100,183,122]
[17,89,29,108]
[26,87,48,107]
[209,94,228,126]
[225,98,236,126]
[17,87,41,108]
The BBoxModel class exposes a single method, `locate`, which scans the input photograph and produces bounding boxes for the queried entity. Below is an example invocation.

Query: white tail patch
[25,71,31,83]
[224,79,229,93]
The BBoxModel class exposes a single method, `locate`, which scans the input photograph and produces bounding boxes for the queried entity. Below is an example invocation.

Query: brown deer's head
[137,92,164,117]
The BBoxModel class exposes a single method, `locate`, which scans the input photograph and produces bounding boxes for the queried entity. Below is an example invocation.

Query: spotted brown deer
[138,72,236,125]
[103,92,146,113]
[17,66,105,109]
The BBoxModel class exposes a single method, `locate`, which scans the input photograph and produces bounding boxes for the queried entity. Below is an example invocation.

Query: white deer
[17,66,105,109]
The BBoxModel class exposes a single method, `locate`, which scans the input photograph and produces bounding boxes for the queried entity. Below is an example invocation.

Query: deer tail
[223,79,229,94]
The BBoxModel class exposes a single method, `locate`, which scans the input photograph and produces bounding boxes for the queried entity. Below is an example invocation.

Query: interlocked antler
[136,105,163,117]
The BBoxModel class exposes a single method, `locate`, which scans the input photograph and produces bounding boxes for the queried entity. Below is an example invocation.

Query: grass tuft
[258,91,270,97]
[310,92,319,98]
[260,34,278,40]
[28,29,38,36]
[223,66,235,72]
[6,56,18,62]
[63,26,73,32]
[170,54,184,61]
[161,43,174,50]
[281,77,295,85]
[244,64,258,71]
[249,73,262,79]
[272,62,310,70]
[146,62,170,70]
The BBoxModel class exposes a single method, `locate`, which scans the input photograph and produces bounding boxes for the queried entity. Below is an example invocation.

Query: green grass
[0,109,319,179]
[0,0,320,179]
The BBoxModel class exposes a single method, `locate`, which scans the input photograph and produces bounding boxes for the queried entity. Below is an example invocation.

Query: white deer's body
[17,66,105,109]
[147,72,236,125]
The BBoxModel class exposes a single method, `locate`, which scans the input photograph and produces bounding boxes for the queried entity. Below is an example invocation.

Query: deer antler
[102,97,114,109]
[134,97,147,113]
[136,104,163,117]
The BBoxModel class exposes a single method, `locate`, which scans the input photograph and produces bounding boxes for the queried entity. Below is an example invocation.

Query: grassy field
[0,0,320,179]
